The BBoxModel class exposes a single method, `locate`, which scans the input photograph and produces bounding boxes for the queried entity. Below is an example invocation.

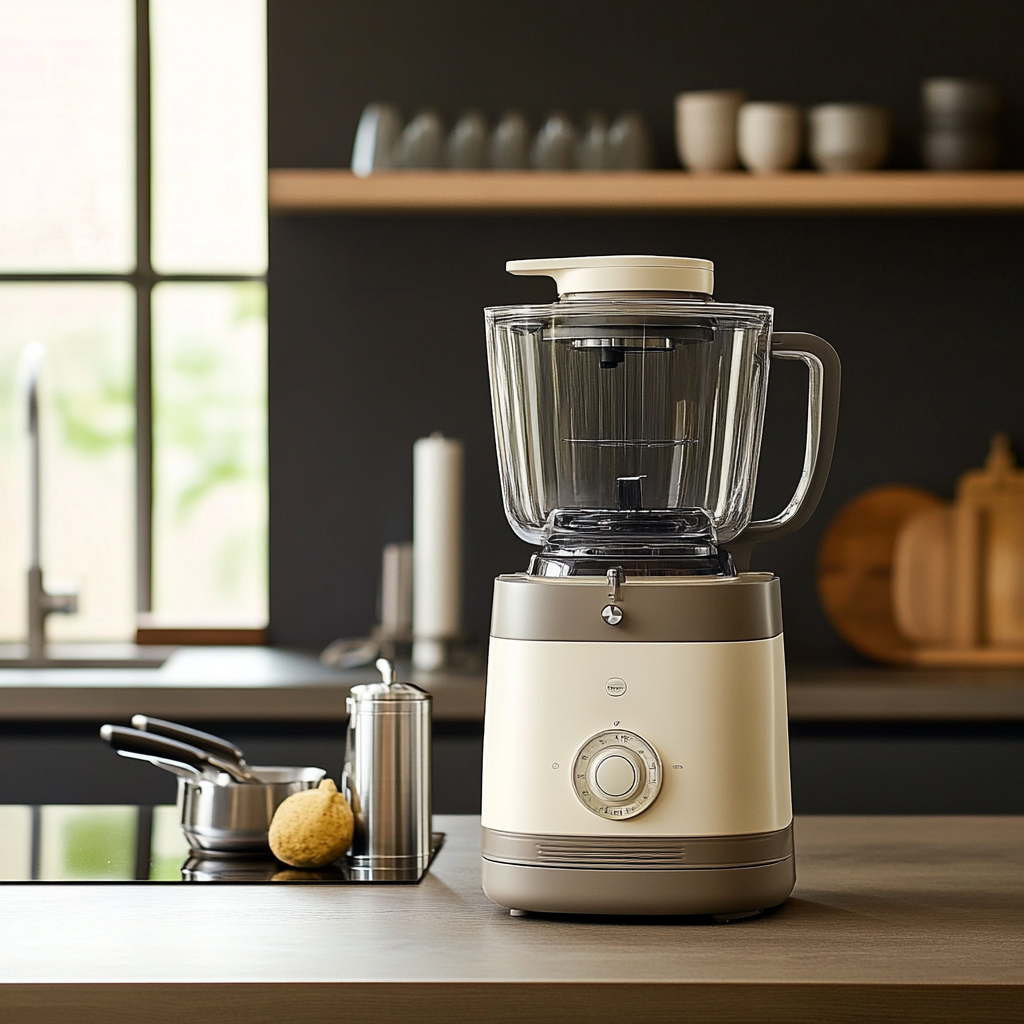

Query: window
[0,0,267,640]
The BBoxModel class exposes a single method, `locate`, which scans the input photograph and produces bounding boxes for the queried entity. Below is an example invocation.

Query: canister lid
[506,255,714,296]
[349,659,430,704]
[349,680,430,702]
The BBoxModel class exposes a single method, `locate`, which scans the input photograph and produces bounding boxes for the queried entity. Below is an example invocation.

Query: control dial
[571,729,662,819]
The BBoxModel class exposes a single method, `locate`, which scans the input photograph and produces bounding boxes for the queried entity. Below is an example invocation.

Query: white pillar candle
[413,433,464,671]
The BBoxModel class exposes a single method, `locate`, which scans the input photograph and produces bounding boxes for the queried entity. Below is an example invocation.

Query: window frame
[0,0,267,617]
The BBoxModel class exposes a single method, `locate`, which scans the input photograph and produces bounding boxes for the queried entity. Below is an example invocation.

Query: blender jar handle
[733,332,841,555]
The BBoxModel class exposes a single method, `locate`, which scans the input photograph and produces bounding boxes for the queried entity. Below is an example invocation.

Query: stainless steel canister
[343,659,432,879]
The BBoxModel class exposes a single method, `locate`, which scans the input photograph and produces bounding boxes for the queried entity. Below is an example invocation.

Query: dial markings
[570,729,663,819]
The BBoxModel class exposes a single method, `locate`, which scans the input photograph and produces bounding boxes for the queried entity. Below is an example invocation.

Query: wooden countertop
[2,648,1024,723]
[1,814,1021,1023]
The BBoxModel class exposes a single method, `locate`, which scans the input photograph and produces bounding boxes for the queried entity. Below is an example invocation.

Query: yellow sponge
[269,778,354,868]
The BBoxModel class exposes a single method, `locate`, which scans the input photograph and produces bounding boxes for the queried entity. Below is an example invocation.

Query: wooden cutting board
[892,503,954,645]
[817,485,944,664]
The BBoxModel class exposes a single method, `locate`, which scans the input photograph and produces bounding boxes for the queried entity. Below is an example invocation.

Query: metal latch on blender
[602,568,625,625]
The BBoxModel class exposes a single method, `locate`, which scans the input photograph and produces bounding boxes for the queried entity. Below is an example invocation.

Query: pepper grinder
[343,658,432,879]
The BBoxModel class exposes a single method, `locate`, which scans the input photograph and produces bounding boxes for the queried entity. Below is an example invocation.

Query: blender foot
[509,908,528,917]
[710,909,763,924]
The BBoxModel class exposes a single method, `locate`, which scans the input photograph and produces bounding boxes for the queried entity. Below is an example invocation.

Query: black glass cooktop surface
[0,805,443,884]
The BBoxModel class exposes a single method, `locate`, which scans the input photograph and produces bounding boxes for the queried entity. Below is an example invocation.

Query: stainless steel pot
[178,766,326,854]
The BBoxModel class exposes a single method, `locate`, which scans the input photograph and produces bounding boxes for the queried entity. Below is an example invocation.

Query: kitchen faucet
[21,344,78,662]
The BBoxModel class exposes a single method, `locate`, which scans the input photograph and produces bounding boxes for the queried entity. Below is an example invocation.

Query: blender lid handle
[730,332,841,568]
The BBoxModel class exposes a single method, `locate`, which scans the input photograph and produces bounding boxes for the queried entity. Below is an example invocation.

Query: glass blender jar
[485,255,840,575]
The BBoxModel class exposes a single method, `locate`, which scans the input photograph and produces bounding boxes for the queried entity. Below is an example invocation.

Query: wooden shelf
[269,169,1024,214]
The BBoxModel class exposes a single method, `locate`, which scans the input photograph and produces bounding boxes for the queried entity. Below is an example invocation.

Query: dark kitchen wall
[267,1,1024,660]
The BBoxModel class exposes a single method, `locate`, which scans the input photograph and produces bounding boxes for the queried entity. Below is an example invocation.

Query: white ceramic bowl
[737,102,803,173]
[675,90,746,172]
[808,104,890,173]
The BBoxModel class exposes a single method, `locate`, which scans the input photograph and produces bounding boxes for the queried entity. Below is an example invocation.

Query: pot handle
[730,332,841,565]
[131,714,246,765]
[99,724,250,782]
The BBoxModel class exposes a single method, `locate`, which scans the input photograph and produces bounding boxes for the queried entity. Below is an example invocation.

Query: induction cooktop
[0,805,443,884]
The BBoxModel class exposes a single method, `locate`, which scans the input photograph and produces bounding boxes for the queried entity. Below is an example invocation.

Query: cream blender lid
[506,255,714,296]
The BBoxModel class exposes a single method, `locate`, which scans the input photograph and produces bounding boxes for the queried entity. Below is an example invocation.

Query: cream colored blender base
[482,635,792,839]
[480,579,795,916]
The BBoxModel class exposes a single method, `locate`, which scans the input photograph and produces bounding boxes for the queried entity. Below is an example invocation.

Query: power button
[605,677,627,697]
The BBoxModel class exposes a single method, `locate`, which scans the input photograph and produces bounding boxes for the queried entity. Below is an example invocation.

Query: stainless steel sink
[0,643,176,669]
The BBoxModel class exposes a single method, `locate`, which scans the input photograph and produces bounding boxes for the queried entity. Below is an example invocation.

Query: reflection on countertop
[0,804,443,884]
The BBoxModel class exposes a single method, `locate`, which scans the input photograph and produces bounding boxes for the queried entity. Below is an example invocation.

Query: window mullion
[135,0,153,615]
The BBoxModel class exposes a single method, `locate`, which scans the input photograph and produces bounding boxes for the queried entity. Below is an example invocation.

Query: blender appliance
[481,255,840,916]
